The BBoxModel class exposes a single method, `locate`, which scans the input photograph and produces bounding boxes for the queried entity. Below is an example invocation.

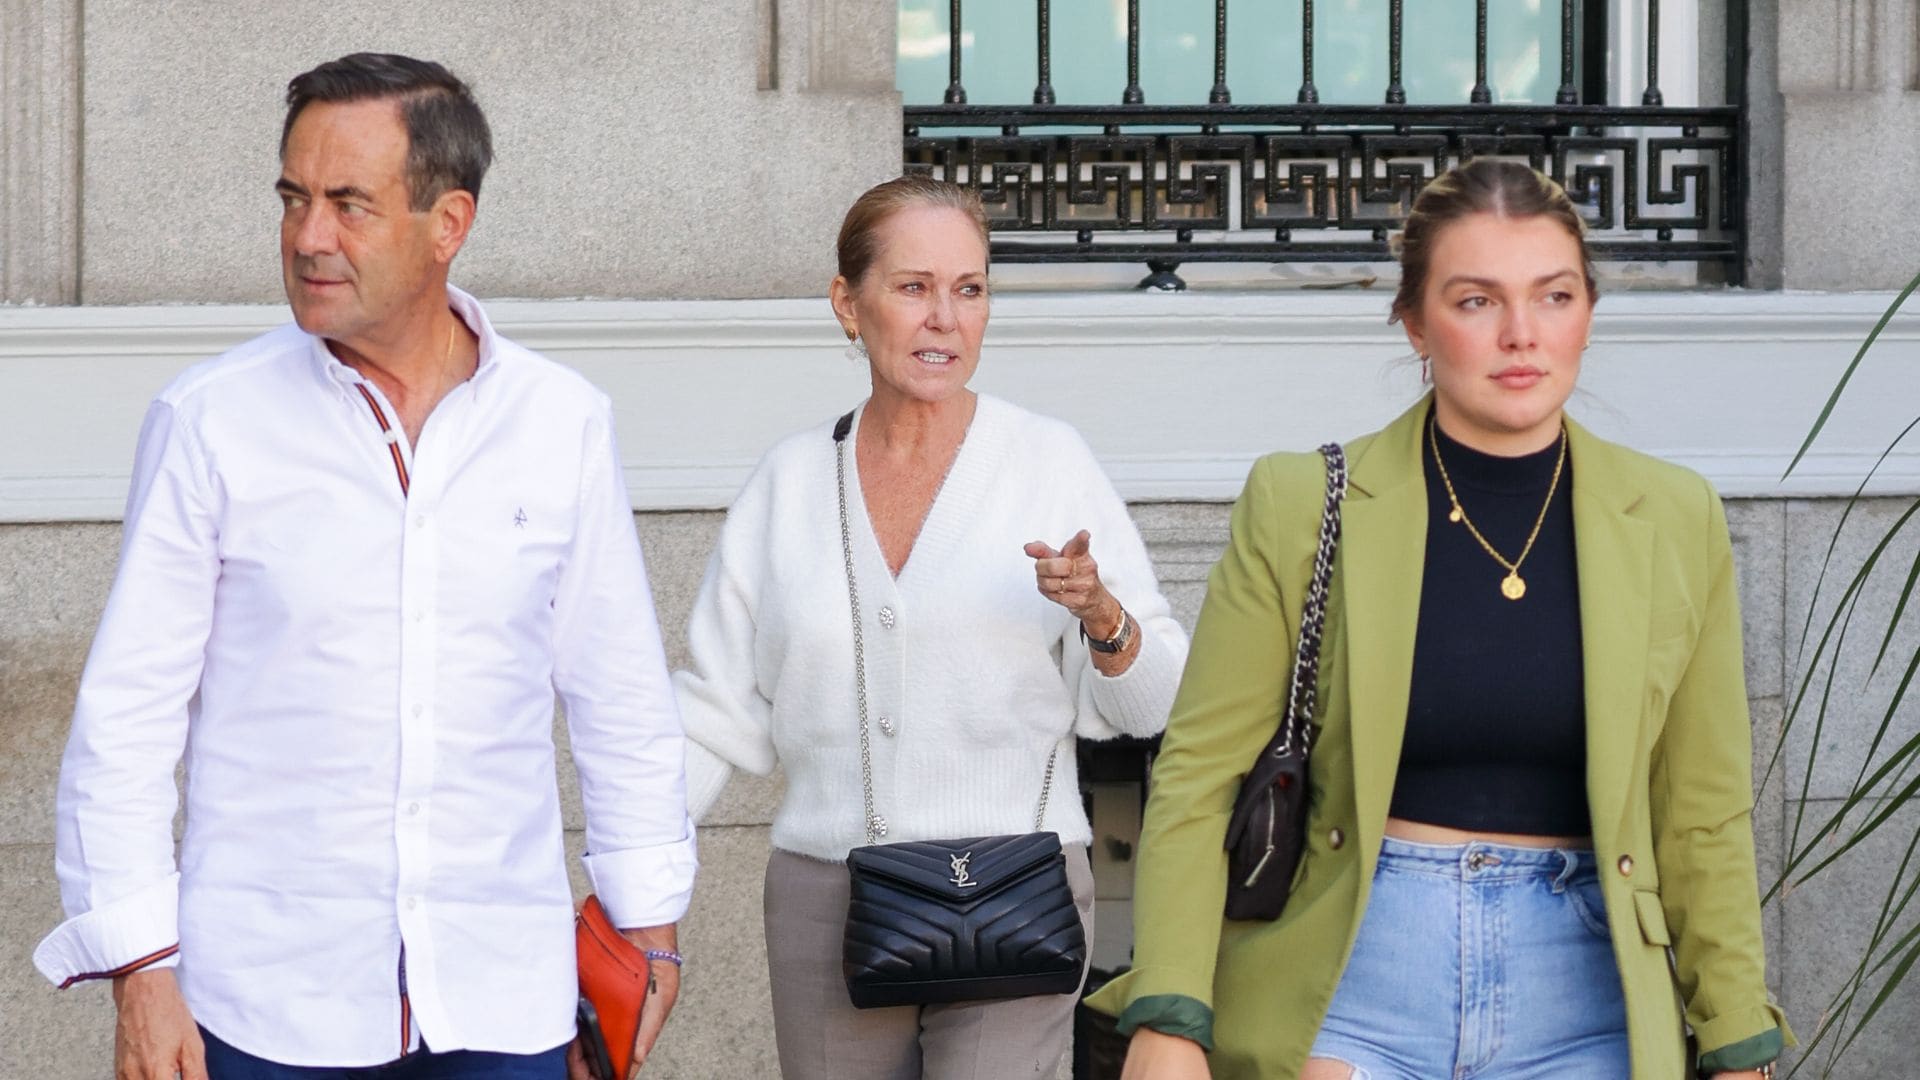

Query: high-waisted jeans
[1307,836,1631,1080]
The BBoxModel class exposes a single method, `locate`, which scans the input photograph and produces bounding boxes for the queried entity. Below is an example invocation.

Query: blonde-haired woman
[1092,159,1791,1079]
[675,175,1189,1079]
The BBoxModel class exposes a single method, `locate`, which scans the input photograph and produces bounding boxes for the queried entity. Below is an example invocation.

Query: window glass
[898,0,1565,106]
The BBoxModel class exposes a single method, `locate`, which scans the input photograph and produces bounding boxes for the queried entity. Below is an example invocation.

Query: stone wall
[5,495,1917,1077]
[0,0,898,306]
[1774,0,1920,290]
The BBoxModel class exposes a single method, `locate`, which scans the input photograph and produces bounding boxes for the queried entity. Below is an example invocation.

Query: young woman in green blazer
[1088,161,1791,1079]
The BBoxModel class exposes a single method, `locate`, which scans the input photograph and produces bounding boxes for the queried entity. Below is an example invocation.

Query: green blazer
[1087,399,1791,1078]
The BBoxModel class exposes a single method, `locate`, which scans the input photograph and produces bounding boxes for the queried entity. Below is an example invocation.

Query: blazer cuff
[1694,1001,1793,1073]
[1083,965,1217,1050]
[1696,1028,1783,1074]
[33,874,181,988]
[582,831,699,928]
[1115,994,1214,1051]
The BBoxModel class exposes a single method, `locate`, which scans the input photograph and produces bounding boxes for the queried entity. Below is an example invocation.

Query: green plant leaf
[1783,268,1920,479]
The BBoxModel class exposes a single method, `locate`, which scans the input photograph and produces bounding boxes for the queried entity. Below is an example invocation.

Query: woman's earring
[1419,353,1431,384]
[844,335,869,364]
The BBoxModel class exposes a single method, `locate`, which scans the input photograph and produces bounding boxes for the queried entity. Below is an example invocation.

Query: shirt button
[412,704,424,718]
[406,897,418,911]
[413,610,426,623]
[413,514,427,529]
[1617,854,1635,877]
[878,606,896,630]
[1327,827,1345,850]
[407,802,421,815]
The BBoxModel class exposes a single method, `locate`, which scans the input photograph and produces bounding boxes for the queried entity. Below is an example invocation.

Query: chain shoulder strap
[1276,444,1348,759]
[833,413,1057,845]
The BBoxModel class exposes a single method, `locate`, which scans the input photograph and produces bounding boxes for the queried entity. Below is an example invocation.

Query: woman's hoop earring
[845,335,869,364]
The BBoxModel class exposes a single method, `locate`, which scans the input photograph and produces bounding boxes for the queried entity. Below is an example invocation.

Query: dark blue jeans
[200,1028,568,1080]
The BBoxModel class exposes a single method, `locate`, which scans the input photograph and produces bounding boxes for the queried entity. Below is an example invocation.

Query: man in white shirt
[33,53,696,1080]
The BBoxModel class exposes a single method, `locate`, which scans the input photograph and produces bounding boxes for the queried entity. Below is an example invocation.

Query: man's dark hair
[282,52,493,211]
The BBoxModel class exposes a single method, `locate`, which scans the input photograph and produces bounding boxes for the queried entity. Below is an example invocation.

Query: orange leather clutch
[576,895,649,1080]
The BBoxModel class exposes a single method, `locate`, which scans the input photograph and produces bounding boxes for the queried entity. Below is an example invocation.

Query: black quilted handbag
[843,833,1086,1008]
[829,412,1088,1009]
[1222,443,1346,921]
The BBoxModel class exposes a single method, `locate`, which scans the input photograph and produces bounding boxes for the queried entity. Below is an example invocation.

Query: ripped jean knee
[1304,1056,1370,1080]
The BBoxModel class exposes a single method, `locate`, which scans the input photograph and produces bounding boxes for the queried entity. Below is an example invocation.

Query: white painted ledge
[3,290,1919,522]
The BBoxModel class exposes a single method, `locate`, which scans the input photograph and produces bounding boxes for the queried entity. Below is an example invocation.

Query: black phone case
[576,996,615,1080]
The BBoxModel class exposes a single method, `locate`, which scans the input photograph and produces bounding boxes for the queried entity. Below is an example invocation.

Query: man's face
[277,99,441,347]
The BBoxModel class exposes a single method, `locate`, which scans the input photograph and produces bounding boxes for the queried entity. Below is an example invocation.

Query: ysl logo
[949,851,977,889]
[513,507,527,529]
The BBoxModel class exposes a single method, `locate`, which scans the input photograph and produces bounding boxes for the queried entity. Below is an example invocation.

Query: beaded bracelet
[643,948,683,967]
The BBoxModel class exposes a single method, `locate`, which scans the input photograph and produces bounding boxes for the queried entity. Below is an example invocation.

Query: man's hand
[111,968,205,1080]
[569,922,682,1080]
[617,923,680,1078]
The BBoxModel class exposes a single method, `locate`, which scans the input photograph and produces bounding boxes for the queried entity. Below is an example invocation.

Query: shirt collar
[307,283,506,397]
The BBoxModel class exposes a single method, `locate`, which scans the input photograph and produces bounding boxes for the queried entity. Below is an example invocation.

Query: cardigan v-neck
[846,395,1007,588]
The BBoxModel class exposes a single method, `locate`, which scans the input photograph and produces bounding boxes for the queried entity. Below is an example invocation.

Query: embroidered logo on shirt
[513,508,527,529]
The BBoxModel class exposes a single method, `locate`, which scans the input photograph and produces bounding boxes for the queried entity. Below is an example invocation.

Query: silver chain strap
[835,423,1056,845]
[1277,444,1348,759]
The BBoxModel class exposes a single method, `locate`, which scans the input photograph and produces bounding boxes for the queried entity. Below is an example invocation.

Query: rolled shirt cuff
[582,829,699,928]
[34,873,181,988]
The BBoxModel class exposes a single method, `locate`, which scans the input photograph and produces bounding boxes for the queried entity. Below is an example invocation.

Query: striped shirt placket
[352,383,412,496]
[349,375,430,1057]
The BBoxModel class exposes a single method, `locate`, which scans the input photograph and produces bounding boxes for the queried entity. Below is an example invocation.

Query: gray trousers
[763,845,1095,1080]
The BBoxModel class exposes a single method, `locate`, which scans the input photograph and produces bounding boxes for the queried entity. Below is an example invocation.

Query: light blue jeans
[1308,836,1631,1080]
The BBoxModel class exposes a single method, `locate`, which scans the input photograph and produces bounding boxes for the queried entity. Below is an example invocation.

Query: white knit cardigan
[675,394,1189,862]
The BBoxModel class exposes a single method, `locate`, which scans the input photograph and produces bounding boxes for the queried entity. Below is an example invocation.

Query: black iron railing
[903,2,1747,289]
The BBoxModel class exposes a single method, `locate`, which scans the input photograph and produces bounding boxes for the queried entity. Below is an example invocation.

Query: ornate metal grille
[902,1,1747,288]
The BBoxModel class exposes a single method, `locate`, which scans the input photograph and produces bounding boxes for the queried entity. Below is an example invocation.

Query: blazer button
[1617,854,1634,877]
[1327,827,1345,850]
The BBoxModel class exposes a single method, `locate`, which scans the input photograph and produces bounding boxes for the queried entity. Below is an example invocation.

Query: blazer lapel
[1339,399,1431,858]
[1567,419,1654,848]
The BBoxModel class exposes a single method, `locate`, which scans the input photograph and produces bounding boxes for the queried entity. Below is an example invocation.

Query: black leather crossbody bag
[1222,443,1347,920]
[830,411,1087,1009]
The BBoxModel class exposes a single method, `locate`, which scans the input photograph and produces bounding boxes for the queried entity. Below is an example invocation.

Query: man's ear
[431,189,478,265]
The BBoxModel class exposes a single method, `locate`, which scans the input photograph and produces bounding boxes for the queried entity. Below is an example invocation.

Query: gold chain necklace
[1428,413,1567,601]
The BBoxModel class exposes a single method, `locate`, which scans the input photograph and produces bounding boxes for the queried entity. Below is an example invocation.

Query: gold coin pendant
[1501,572,1527,601]
[1448,505,1463,523]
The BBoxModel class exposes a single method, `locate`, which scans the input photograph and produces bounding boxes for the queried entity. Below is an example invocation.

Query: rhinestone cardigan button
[878,605,896,629]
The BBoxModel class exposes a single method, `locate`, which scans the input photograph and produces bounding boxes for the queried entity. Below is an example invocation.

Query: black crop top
[1389,414,1590,837]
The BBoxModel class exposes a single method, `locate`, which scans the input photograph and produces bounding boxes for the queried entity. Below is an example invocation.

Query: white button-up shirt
[33,287,696,1067]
